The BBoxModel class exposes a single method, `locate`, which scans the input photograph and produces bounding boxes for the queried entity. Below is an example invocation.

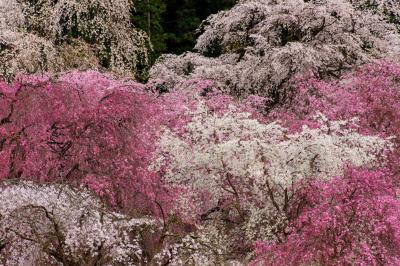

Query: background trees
[132,0,167,64]
[0,0,237,82]
[161,0,236,54]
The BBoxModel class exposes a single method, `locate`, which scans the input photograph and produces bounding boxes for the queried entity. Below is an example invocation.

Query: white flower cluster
[0,181,157,265]
[151,0,400,98]
[351,0,400,27]
[156,107,388,206]
[0,0,149,81]
[154,224,247,266]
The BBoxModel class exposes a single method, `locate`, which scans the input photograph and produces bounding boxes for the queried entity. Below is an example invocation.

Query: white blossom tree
[0,0,149,82]
[0,181,159,265]
[150,0,400,104]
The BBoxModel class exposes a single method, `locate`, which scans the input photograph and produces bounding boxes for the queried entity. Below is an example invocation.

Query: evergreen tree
[162,0,236,54]
[132,0,167,64]
[133,0,237,59]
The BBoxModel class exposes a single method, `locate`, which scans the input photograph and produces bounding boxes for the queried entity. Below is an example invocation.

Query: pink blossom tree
[0,71,175,217]
[253,167,400,266]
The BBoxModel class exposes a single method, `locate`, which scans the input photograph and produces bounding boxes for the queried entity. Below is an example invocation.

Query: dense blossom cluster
[1,0,400,265]
[279,61,400,139]
[0,0,149,82]
[250,63,400,265]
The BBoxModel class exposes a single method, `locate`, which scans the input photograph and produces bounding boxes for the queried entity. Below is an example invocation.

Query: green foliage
[132,0,237,62]
[194,0,237,20]
[162,0,236,55]
[162,0,200,54]
[132,0,167,64]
